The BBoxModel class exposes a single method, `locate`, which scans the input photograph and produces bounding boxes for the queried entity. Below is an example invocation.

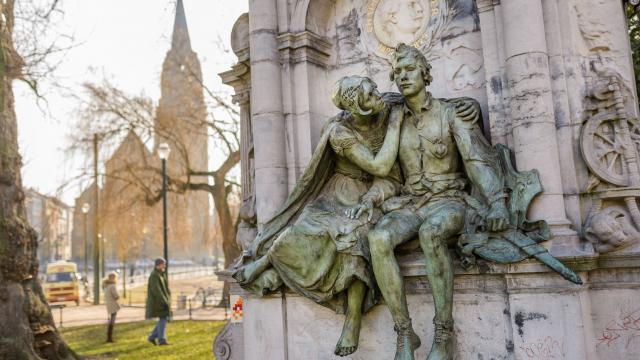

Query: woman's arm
[341,106,403,177]
[110,285,119,301]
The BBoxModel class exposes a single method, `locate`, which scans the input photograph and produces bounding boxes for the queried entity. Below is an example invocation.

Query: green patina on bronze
[233,43,581,360]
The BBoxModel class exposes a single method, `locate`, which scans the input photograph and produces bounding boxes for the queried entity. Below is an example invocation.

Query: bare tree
[68,79,242,279]
[0,0,78,358]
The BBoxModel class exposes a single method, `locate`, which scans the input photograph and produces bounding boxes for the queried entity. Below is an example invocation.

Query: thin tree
[0,0,78,358]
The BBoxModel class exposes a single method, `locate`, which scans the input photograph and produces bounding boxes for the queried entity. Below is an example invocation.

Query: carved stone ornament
[584,204,639,253]
[362,0,455,58]
[212,321,244,360]
[580,62,640,253]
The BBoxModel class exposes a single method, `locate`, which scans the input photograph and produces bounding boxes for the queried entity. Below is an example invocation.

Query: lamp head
[158,142,171,160]
[81,203,90,214]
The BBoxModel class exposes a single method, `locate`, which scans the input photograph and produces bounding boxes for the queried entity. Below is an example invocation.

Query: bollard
[188,299,192,320]
[50,304,65,328]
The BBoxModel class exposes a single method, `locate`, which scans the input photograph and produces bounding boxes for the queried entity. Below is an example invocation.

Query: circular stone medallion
[364,0,439,57]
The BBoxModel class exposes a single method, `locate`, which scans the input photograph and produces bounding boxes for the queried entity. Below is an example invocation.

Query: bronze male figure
[366,44,510,360]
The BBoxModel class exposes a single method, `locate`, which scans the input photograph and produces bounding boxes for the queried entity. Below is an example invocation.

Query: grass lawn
[61,320,225,359]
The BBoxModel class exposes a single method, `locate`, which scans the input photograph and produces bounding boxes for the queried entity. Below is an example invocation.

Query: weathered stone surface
[234,265,639,360]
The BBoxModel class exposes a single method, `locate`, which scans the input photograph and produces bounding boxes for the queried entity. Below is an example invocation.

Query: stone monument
[216,1,640,359]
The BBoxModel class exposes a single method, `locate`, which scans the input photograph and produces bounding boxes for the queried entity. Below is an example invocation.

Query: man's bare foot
[394,322,421,360]
[334,314,361,357]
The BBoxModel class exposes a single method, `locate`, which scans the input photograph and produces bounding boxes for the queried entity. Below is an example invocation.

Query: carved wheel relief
[581,114,640,187]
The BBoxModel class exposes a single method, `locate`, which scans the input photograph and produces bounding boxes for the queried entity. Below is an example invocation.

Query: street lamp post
[93,134,100,305]
[101,235,106,279]
[157,143,171,274]
[81,203,90,279]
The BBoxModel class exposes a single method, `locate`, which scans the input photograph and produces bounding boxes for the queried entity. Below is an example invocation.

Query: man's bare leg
[369,210,422,360]
[335,280,366,357]
[369,229,411,323]
[418,203,464,360]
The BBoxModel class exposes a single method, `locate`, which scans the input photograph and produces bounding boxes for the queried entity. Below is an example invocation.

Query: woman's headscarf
[331,75,373,115]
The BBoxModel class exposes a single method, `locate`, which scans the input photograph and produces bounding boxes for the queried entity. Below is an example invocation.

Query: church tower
[154,0,210,259]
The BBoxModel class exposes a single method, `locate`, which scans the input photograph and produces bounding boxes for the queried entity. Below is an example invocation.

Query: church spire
[172,0,191,50]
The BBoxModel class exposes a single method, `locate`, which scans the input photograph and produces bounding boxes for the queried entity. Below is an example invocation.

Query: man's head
[108,272,117,281]
[155,257,167,272]
[389,43,432,97]
[585,212,629,253]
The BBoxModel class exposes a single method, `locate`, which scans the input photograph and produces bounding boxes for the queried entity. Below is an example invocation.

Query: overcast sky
[15,0,248,204]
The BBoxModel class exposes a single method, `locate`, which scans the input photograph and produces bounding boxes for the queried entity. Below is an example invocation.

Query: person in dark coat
[146,257,171,345]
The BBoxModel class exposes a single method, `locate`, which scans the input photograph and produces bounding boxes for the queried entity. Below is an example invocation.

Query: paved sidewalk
[53,303,228,328]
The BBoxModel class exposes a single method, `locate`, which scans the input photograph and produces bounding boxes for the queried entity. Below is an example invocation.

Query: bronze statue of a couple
[233,43,581,360]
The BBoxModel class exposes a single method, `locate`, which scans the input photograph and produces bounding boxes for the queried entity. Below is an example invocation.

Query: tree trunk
[211,174,240,306]
[0,2,78,358]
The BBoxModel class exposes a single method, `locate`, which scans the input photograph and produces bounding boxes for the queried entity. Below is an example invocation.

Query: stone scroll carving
[212,321,245,360]
[580,63,640,253]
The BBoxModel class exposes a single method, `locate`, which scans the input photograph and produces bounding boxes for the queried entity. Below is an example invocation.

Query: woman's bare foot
[334,312,361,357]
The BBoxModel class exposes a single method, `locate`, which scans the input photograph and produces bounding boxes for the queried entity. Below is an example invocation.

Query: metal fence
[52,266,228,328]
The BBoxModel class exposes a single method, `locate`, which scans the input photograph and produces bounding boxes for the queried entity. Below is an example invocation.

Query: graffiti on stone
[597,308,640,349]
[519,336,566,360]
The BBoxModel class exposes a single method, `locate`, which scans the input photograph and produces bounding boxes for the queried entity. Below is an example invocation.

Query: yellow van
[44,261,80,306]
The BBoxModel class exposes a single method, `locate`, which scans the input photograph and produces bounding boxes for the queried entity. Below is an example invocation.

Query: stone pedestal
[224,254,640,360]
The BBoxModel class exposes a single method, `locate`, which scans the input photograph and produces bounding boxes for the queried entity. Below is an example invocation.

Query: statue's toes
[334,346,357,357]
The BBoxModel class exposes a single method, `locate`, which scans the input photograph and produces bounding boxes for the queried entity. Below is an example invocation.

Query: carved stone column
[501,0,577,252]
[235,89,258,250]
[477,0,510,146]
[277,31,331,188]
[220,12,257,251]
[249,0,288,226]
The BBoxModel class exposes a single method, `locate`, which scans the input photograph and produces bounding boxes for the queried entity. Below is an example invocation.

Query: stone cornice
[232,89,250,106]
[221,251,640,296]
[477,0,500,13]
[277,31,332,67]
[219,61,251,92]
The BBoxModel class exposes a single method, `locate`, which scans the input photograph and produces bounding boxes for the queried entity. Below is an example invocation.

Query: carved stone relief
[362,0,458,58]
[330,0,485,97]
[447,45,484,91]
[336,9,365,64]
[580,63,640,253]
[584,205,640,253]
[575,0,612,53]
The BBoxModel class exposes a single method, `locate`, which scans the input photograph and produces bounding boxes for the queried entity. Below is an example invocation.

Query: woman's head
[332,76,385,116]
[103,271,117,287]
